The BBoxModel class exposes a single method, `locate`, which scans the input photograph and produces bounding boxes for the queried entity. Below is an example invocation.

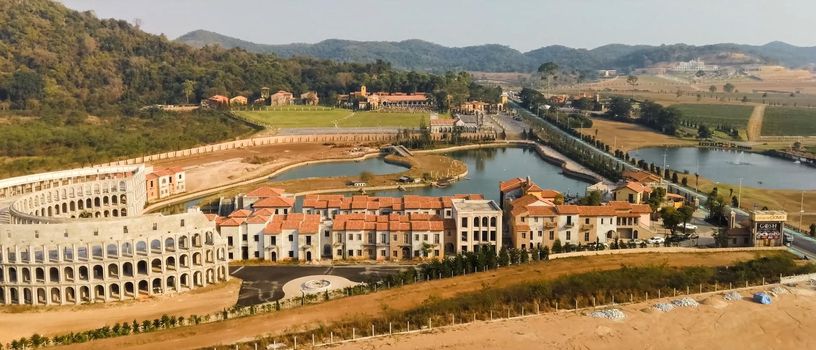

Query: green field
[236,109,430,128]
[672,104,754,128]
[762,107,816,136]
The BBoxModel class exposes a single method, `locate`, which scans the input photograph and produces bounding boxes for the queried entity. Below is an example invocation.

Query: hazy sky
[60,0,815,51]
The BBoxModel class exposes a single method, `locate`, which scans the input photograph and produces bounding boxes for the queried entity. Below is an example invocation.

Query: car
[647,236,665,244]
[677,222,698,231]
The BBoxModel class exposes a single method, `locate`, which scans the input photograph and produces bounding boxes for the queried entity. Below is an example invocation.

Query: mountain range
[176,29,816,73]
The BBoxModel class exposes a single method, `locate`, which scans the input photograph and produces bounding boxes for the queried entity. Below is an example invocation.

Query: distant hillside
[176,30,816,72]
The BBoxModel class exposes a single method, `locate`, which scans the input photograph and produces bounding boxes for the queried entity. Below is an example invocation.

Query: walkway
[746,104,766,141]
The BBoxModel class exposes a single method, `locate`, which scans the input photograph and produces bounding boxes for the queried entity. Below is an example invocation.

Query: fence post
[372,324,375,337]
[353,328,355,340]
[646,292,649,300]
[490,310,493,320]
[592,297,596,308]
[673,288,676,297]
[612,295,615,305]
[330,332,333,344]
[555,301,558,312]
[312,334,315,346]
[389,322,392,335]
[700,284,702,294]
[294,336,297,349]
[658,289,660,299]
[522,306,525,316]
[762,277,765,285]
[407,321,410,332]
[745,280,748,288]
[715,282,718,291]
[451,314,454,325]
[574,298,578,310]
[729,282,732,290]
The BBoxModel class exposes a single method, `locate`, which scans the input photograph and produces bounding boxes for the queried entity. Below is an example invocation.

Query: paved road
[229,265,408,307]
[512,100,816,256]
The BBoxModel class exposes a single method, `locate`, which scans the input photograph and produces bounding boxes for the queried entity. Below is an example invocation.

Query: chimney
[526,176,531,185]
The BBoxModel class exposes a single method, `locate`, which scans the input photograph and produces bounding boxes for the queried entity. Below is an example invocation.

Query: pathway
[746,104,766,141]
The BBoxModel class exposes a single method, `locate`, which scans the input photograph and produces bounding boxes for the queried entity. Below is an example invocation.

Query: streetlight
[737,177,743,209]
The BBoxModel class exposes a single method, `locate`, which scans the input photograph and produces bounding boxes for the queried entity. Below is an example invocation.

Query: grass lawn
[762,107,816,136]
[672,104,754,128]
[236,109,430,128]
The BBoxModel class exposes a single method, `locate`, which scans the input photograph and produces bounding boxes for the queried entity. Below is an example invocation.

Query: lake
[628,147,816,190]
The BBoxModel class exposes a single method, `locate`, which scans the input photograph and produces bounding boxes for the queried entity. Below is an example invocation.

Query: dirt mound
[700,296,728,309]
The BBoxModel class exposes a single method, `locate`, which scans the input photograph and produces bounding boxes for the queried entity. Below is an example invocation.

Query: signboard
[755,222,782,240]
[753,213,787,222]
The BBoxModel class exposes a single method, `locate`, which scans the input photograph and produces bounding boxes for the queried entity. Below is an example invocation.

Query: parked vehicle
[647,236,665,245]
[677,222,698,231]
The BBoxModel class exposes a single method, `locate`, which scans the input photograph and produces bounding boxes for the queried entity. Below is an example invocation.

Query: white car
[677,222,698,231]
[647,236,665,245]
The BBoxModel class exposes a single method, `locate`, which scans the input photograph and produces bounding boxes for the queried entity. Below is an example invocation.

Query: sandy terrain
[54,250,786,350]
[0,279,240,343]
[331,285,816,350]
[746,104,766,141]
[582,118,695,151]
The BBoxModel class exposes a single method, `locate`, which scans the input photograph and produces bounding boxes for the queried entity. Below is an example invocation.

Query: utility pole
[800,191,805,231]
[737,177,743,209]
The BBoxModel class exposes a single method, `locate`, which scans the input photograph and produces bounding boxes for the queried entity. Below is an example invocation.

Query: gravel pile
[723,291,742,301]
[590,309,626,320]
[653,303,675,312]
[671,297,699,307]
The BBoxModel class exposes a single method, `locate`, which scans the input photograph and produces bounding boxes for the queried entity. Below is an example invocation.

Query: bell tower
[360,85,367,97]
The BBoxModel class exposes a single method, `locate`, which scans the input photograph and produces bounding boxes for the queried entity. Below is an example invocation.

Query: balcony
[580,223,594,231]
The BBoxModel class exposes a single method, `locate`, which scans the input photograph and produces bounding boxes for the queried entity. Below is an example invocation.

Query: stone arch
[79,286,90,303]
[167,276,177,291]
[10,288,19,304]
[94,197,101,208]
[92,245,103,259]
[0,267,4,282]
[103,210,110,217]
[121,242,133,257]
[120,194,127,205]
[78,266,89,281]
[179,236,189,249]
[150,239,162,254]
[108,263,119,278]
[70,201,76,212]
[152,278,162,293]
[0,287,5,304]
[21,267,31,283]
[205,231,214,245]
[94,285,105,301]
[50,287,61,304]
[137,260,148,275]
[22,288,33,304]
[482,217,488,227]
[217,248,225,261]
[77,199,84,210]
[166,256,176,270]
[49,267,59,283]
[94,211,101,218]
[106,243,118,258]
[92,265,104,280]
[193,271,203,287]
[8,267,16,283]
[65,287,76,304]
[218,266,227,280]
[192,234,202,247]
[193,252,202,266]
[180,273,190,289]
[61,202,68,214]
[112,195,118,205]
[122,262,133,277]
[205,249,214,263]
[206,269,215,284]
[473,216,480,227]
[136,241,147,255]
[151,258,163,273]
[490,217,497,226]
[103,196,109,206]
[124,282,134,298]
[112,208,119,217]
[270,251,277,261]
[85,198,92,209]
[63,266,74,282]
[36,288,47,305]
[35,267,45,282]
[121,208,127,216]
[164,237,175,252]
[109,284,121,300]
[179,254,189,268]
[138,280,149,295]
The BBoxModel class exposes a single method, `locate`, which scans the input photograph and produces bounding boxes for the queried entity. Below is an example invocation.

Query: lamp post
[737,177,743,209]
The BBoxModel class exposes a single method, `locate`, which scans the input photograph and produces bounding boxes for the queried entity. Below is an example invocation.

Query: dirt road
[746,104,766,141]
[56,250,785,350]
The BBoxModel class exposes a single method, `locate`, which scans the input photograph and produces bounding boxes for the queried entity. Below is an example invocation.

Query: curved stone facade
[0,166,228,306]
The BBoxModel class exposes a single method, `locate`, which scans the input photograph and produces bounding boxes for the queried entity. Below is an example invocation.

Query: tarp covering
[753,292,772,304]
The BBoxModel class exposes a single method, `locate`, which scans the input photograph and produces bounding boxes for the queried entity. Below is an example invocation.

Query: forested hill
[177,29,816,72]
[0,0,464,116]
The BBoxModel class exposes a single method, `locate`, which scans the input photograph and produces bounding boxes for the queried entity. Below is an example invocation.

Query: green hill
[176,29,816,73]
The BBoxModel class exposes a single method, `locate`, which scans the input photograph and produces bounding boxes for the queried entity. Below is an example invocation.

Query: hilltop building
[270,90,294,106]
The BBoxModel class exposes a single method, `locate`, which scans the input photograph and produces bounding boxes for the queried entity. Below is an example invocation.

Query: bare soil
[582,118,695,151]
[54,250,786,350]
[746,104,766,141]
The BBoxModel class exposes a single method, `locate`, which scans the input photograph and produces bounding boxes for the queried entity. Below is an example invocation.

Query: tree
[182,80,196,104]
[577,190,602,206]
[677,205,695,234]
[731,195,739,208]
[697,124,712,139]
[671,172,679,184]
[606,97,632,119]
[681,177,688,186]
[538,62,559,90]
[709,85,717,95]
[646,187,666,213]
[810,223,816,237]
[6,70,45,109]
[551,239,563,254]
[497,246,510,267]
[626,75,639,91]
[695,70,705,78]
[723,83,735,93]
[660,206,682,236]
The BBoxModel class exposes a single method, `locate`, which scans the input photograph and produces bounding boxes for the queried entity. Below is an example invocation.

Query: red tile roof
[246,186,287,198]
[253,196,295,208]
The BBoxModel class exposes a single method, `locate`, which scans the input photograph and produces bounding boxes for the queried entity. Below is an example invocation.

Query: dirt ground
[149,143,361,194]
[0,279,240,344]
[54,250,786,350]
[331,285,816,350]
[745,104,766,141]
[581,118,696,151]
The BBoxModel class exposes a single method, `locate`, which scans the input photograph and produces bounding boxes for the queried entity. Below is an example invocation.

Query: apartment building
[145,167,185,201]
[301,194,484,220]
[450,199,503,253]
[330,213,448,261]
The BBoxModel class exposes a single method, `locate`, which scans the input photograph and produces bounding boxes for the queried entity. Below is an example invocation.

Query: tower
[360,85,367,97]
[260,87,270,99]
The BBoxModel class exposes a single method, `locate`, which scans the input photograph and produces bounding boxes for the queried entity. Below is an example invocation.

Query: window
[473,217,480,227]
[490,217,497,226]
[288,235,293,242]
[180,219,185,227]
[585,218,590,224]
[482,217,488,227]
[538,231,543,237]
[461,232,468,241]
[628,193,634,203]
[584,232,589,241]
[253,235,259,242]
[521,216,526,222]
[461,218,468,227]
[404,233,410,243]
[242,234,247,242]
[271,236,277,245]
[461,246,467,252]
[123,226,128,234]
[423,234,428,241]
[254,252,259,258]
[356,250,362,256]
[566,231,571,240]
[348,249,353,257]
[357,234,362,241]
[227,237,233,246]
[446,210,451,217]
[434,249,439,256]
[434,234,440,244]
[522,232,526,239]
[606,231,612,239]
[324,230,330,237]
[415,234,420,241]
[348,234,353,241]
[288,251,294,258]
[380,234,387,244]
[473,232,479,241]
[549,231,554,240]
[306,236,312,245]
[566,216,572,225]
[393,234,398,241]
[380,249,386,257]
[490,231,496,241]
[633,230,639,239]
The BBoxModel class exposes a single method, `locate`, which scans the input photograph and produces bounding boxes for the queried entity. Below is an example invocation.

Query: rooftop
[451,199,500,212]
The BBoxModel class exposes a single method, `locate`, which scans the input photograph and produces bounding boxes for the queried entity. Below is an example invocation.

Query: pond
[628,147,816,190]
[269,156,407,181]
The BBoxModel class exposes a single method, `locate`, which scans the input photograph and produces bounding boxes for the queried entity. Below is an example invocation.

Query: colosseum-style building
[0,165,229,306]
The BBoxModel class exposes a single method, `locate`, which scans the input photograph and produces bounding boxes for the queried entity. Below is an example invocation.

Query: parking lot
[229,265,408,307]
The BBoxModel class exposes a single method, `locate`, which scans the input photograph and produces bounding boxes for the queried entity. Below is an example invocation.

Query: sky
[60,0,816,52]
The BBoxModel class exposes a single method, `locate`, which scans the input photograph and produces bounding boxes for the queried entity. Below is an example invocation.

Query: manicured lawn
[762,107,816,136]
[672,104,754,128]
[236,109,430,128]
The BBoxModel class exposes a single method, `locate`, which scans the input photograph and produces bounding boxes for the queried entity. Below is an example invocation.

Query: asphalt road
[229,265,408,307]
